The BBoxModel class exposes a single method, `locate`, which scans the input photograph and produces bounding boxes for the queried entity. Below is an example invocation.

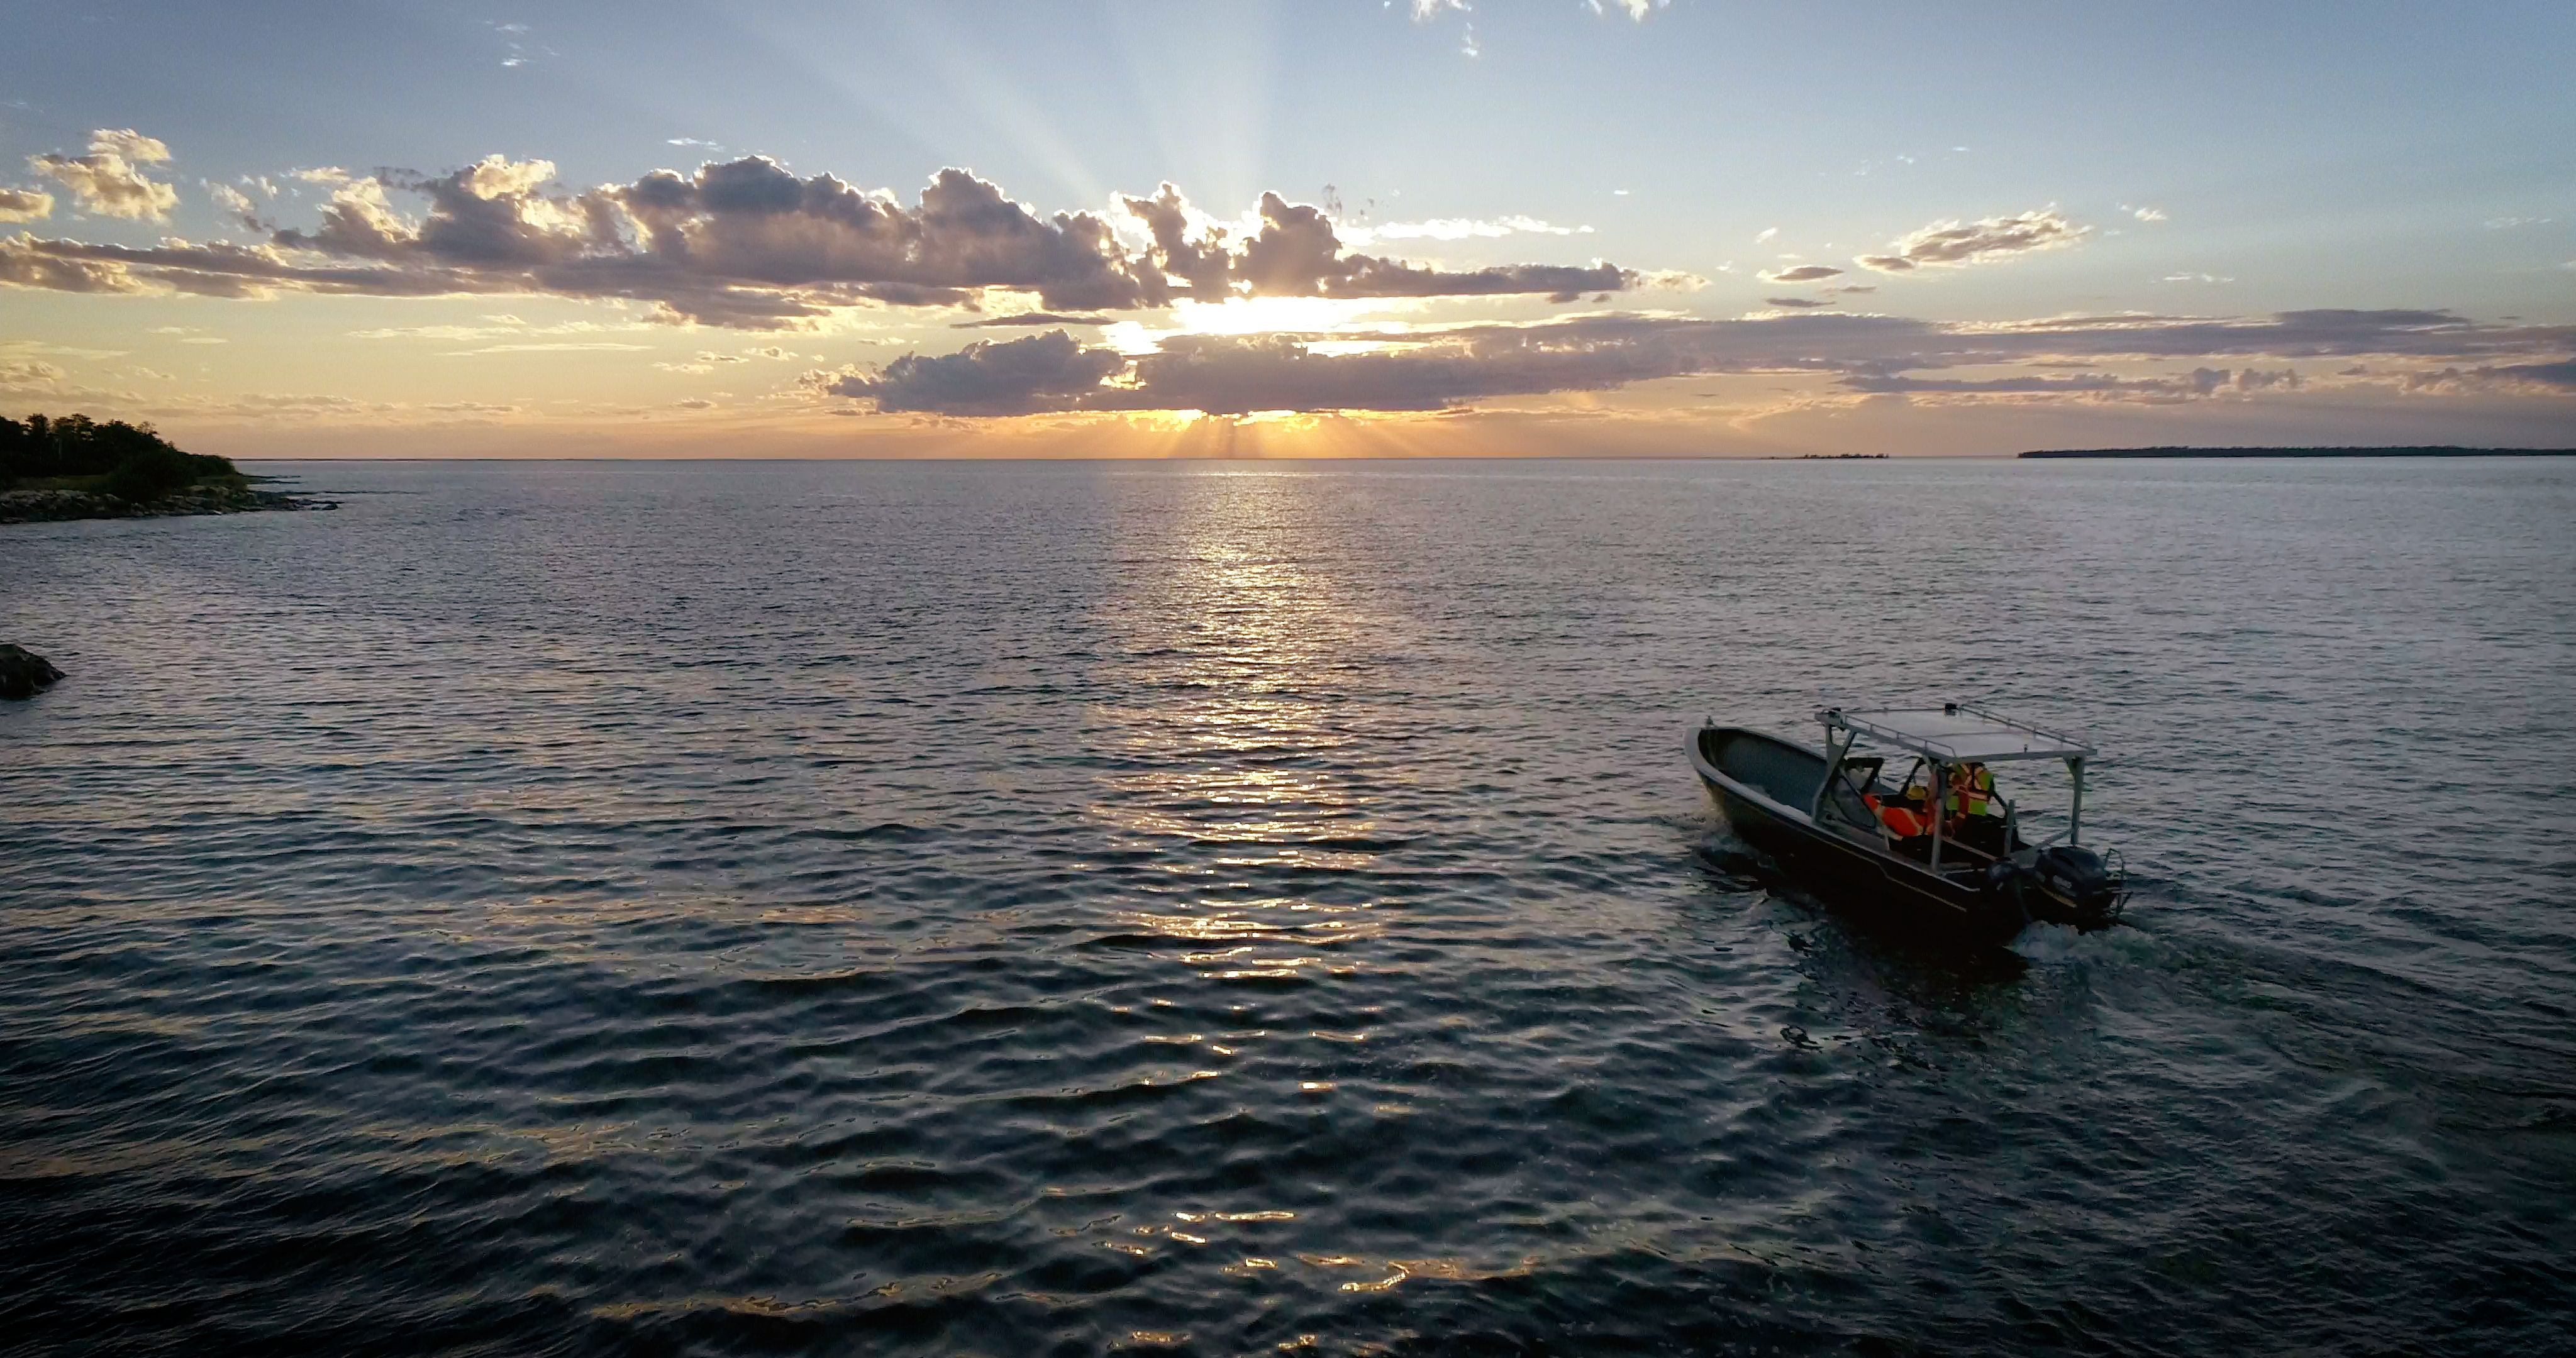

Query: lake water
[3,457,2570,1354]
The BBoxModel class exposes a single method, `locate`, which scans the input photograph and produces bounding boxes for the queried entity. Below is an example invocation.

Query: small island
[2020,446,2576,459]
[1,413,338,524]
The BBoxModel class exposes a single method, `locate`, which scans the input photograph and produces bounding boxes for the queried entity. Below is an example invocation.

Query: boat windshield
[1818,756,1882,831]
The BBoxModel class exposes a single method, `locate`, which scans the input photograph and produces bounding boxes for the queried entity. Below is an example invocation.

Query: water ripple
[3,458,2572,1354]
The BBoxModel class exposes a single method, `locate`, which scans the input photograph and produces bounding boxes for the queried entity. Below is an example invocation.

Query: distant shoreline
[2020,446,2576,459]
[0,484,338,525]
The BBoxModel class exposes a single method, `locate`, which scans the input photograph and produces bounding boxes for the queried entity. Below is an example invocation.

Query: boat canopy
[1818,704,2096,764]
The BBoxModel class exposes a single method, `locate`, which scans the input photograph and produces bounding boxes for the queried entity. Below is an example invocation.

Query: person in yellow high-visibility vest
[1944,761,1997,832]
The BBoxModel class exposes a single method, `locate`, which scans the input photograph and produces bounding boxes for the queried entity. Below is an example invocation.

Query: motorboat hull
[1692,726,2093,945]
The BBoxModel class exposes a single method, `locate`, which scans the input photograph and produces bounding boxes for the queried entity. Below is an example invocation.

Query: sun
[1098,295,1430,356]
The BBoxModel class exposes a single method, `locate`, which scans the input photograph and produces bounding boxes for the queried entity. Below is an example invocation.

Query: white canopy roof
[1818,705,2096,763]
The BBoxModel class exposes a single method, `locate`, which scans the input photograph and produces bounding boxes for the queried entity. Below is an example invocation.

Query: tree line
[1,413,241,501]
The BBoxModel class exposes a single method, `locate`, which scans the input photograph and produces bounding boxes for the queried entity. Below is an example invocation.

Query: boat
[1690,704,2127,942]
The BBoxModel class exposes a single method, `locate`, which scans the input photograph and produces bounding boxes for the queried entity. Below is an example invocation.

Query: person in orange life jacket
[1870,763,1938,838]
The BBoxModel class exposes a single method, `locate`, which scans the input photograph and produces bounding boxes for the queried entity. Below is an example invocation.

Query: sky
[3,0,2573,458]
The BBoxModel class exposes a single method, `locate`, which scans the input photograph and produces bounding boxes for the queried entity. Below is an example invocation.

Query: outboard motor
[1987,845,2126,928]
[2035,844,2125,924]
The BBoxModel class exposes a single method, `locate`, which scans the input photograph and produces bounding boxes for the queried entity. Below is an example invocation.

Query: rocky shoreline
[0,483,340,524]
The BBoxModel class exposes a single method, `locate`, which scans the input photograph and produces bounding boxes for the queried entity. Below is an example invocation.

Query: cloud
[1,155,1640,328]
[2490,358,2576,387]
[802,307,2575,418]
[348,317,622,341]
[206,182,262,230]
[0,358,68,388]
[1,339,123,360]
[1762,264,1843,284]
[650,348,750,373]
[2132,206,2167,223]
[1193,189,1633,302]
[1114,182,1235,302]
[1753,227,1778,245]
[29,128,179,221]
[1843,366,2297,398]
[1359,216,1589,241]
[819,329,1126,416]
[954,311,1112,328]
[1765,297,1834,308]
[0,187,52,222]
[89,130,170,163]
[441,341,651,355]
[488,19,545,68]
[1855,207,2090,273]
[2404,358,2576,394]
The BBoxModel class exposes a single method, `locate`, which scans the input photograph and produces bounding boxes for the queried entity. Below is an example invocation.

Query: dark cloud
[1,155,1643,327]
[1333,256,1630,302]
[1857,207,2089,273]
[2403,357,2576,393]
[1226,190,1633,302]
[1765,297,1835,309]
[0,235,485,300]
[1118,184,1235,302]
[805,309,2575,417]
[1111,332,1624,414]
[1840,372,2170,395]
[814,324,1700,418]
[2489,358,2576,387]
[1761,265,1843,284]
[953,311,1111,328]
[1842,366,2298,397]
[819,329,1126,416]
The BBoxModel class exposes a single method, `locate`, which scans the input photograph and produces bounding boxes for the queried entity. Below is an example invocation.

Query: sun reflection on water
[1070,472,1419,1276]
[1082,468,1414,1001]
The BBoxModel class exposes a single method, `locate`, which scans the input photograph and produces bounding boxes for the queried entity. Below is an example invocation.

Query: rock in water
[0,644,65,700]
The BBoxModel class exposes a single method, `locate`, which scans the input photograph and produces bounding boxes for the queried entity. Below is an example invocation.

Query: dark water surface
[3,458,2570,1355]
